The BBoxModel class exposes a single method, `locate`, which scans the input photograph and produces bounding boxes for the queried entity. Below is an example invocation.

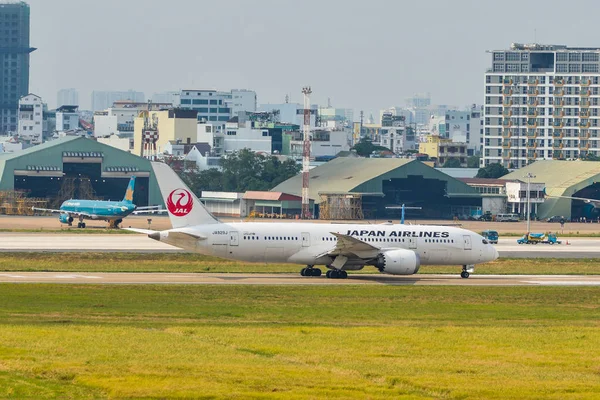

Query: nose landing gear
[461,264,474,279]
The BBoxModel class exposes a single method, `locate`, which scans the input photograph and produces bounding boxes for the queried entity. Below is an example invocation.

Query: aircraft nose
[492,247,499,261]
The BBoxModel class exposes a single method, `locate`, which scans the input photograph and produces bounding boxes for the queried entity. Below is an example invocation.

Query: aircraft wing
[546,194,600,205]
[32,207,94,218]
[316,232,380,262]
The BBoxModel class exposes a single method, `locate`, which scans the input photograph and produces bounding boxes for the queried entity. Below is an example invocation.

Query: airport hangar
[0,136,163,208]
[503,160,600,220]
[272,157,482,219]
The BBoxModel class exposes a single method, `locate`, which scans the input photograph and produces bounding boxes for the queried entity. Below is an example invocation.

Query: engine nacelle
[374,249,420,275]
[59,214,73,224]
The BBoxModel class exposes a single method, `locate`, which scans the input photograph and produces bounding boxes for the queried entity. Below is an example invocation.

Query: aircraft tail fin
[151,162,219,229]
[122,176,136,204]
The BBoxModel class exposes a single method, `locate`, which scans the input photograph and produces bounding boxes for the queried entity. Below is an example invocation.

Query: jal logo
[167,189,193,216]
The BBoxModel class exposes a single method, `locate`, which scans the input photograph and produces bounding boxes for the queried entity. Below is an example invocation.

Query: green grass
[0,284,599,399]
[1,252,600,275]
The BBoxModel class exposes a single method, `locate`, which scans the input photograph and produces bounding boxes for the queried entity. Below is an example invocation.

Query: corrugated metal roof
[272,158,479,203]
[502,160,600,196]
[502,160,600,218]
[244,191,284,201]
[0,136,80,161]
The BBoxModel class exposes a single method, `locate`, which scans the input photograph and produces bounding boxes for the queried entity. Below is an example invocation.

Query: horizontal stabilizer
[124,228,157,235]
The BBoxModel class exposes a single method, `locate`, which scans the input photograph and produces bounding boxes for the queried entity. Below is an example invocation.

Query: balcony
[581,79,592,87]
[581,90,591,97]
[528,78,539,86]
[527,90,539,97]
[554,90,564,97]
[503,89,513,96]
[580,121,591,128]
[502,119,512,127]
[502,141,511,148]
[581,101,591,108]
[553,142,562,148]
[502,109,512,116]
[554,100,564,107]
[580,111,590,118]
[527,109,538,117]
[503,78,513,86]
[553,109,564,117]
[527,119,537,128]
[503,100,513,106]
[554,79,565,87]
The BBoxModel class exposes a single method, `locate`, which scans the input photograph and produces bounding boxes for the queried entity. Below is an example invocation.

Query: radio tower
[301,86,312,219]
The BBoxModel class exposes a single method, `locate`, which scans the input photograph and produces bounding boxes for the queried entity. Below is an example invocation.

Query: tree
[351,138,390,157]
[442,158,462,168]
[178,149,301,195]
[476,163,509,179]
[467,156,480,168]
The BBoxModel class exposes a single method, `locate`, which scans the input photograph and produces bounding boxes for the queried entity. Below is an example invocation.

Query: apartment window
[493,63,504,72]
[180,99,191,104]
[194,107,209,113]
[486,76,491,83]
[218,108,230,114]
[569,64,581,73]
[493,52,505,61]
[507,64,519,72]
[556,53,568,62]
[192,99,208,105]
[569,53,581,62]
[506,52,520,61]
[209,100,218,105]
[556,64,568,73]
[582,53,599,62]
[583,64,599,73]
[226,130,236,136]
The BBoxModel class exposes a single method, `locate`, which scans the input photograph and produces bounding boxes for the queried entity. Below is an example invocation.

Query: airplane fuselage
[155,222,498,269]
[60,200,136,221]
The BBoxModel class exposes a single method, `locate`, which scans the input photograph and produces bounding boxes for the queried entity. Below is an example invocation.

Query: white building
[288,128,350,159]
[445,107,483,155]
[200,191,247,217]
[96,134,132,152]
[55,105,80,132]
[229,89,257,116]
[186,143,221,171]
[483,42,600,168]
[91,90,145,112]
[506,180,545,217]
[18,94,44,144]
[258,102,317,127]
[94,101,172,138]
[57,88,79,108]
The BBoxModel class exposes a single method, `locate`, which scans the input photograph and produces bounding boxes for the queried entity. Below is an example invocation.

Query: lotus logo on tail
[167,189,193,216]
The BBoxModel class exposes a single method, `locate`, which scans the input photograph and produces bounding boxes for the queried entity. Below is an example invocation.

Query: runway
[0,234,598,258]
[0,272,599,286]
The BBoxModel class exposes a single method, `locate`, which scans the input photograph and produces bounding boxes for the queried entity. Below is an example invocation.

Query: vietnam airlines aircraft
[134,162,499,279]
[34,176,147,228]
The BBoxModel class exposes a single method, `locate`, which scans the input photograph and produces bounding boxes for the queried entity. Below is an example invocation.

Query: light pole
[524,172,536,232]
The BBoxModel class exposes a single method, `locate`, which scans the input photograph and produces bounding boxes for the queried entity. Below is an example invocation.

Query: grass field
[0,284,599,399]
[1,252,600,275]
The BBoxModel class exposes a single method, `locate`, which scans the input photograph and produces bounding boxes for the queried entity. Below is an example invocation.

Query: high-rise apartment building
[483,43,600,168]
[0,1,35,134]
[57,88,79,107]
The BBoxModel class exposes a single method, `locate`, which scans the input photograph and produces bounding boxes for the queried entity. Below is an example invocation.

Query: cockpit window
[482,239,489,244]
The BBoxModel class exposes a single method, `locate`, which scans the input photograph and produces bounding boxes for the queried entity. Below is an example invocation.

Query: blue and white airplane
[34,176,147,228]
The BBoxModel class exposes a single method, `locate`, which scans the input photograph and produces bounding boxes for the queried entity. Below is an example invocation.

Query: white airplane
[133,162,499,279]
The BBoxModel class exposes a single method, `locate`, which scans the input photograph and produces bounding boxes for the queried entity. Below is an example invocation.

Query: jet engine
[59,214,73,225]
[373,249,420,275]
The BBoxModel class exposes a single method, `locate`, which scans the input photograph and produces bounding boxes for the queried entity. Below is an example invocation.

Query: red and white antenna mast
[301,86,312,219]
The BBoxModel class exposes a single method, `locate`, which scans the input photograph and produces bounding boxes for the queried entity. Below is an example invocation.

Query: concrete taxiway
[0,234,598,258]
[0,272,599,286]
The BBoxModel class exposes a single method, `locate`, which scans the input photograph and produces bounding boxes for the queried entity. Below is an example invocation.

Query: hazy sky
[26,0,600,115]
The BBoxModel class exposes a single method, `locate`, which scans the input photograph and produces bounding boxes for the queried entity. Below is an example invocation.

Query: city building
[483,42,600,168]
[94,101,172,138]
[377,112,415,154]
[318,106,353,128]
[258,102,317,127]
[55,105,80,132]
[287,128,350,160]
[151,91,179,106]
[132,108,197,158]
[0,1,35,134]
[56,88,79,108]
[419,135,468,167]
[17,93,43,144]
[91,90,145,112]
[229,89,257,116]
[179,89,257,126]
[444,106,483,155]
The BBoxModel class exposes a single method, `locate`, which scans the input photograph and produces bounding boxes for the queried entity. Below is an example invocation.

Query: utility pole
[525,172,536,232]
[301,86,312,219]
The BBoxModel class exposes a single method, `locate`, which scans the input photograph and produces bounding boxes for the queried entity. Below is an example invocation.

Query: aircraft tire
[300,268,307,276]
[81,223,86,229]
[311,268,322,277]
[460,271,470,279]
[340,270,347,279]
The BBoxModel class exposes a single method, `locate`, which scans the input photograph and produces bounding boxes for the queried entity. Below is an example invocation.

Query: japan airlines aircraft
[34,176,156,228]
[137,162,499,279]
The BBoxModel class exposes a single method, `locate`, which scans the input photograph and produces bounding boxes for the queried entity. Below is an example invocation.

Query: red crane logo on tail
[166,189,193,217]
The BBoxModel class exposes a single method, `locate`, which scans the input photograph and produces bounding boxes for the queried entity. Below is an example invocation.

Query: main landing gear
[77,216,86,229]
[326,269,347,279]
[461,264,474,279]
[300,265,322,277]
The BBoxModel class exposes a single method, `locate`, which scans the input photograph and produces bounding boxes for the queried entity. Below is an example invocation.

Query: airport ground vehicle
[517,233,561,245]
[547,216,566,223]
[481,230,499,244]
[496,213,520,222]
